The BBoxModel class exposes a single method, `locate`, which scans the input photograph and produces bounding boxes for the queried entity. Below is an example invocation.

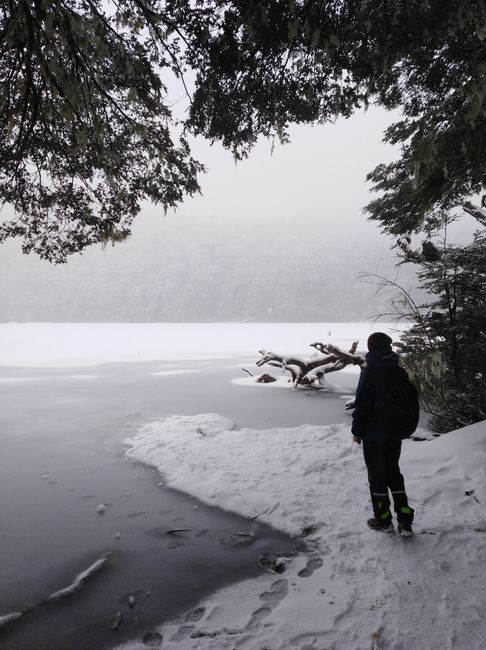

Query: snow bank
[120,416,486,650]
[125,414,351,535]
[0,322,403,368]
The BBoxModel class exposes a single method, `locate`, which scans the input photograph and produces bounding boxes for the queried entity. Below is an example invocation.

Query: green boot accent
[398,505,415,525]
[371,492,392,522]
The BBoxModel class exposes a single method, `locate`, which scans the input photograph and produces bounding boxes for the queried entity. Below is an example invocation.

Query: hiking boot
[397,522,414,537]
[367,517,394,533]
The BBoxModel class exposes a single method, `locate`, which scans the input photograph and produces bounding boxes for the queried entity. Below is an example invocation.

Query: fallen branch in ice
[48,553,110,600]
[0,611,23,629]
[0,553,110,633]
[255,341,364,389]
[317,342,365,367]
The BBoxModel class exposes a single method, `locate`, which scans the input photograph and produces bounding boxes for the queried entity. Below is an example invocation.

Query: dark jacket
[352,350,410,445]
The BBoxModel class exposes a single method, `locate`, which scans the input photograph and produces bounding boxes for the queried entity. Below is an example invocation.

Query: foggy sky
[0,107,477,322]
[176,106,398,230]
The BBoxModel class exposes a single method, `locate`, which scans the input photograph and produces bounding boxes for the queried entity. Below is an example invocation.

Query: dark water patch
[0,362,302,650]
[0,502,296,650]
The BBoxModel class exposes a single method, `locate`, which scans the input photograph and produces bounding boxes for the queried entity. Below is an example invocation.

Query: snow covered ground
[118,415,486,650]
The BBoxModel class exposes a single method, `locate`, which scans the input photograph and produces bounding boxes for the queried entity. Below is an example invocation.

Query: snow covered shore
[119,415,486,650]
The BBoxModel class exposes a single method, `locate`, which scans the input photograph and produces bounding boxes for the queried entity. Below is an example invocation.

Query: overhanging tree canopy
[1,1,485,261]
[1,0,204,261]
[185,1,486,235]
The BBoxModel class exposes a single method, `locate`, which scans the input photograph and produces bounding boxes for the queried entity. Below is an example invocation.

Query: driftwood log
[256,341,365,389]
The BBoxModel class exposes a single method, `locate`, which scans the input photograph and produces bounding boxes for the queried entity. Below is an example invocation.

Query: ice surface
[66,374,99,380]
[150,369,201,376]
[0,377,44,383]
[0,322,404,368]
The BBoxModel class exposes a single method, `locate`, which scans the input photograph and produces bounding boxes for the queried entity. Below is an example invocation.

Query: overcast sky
[130,101,476,247]
[138,106,399,238]
[2,100,478,260]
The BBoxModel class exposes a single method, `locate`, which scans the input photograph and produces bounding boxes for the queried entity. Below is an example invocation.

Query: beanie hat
[367,332,393,353]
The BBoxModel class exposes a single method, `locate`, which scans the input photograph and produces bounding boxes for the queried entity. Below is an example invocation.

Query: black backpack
[380,368,420,438]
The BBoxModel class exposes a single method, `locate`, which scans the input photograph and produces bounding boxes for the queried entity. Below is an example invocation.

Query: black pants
[363,442,414,524]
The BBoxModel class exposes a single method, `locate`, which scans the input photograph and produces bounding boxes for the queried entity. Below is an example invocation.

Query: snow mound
[125,415,349,534]
[121,416,486,650]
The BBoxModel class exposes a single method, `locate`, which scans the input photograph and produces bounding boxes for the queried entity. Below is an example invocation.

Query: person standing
[352,332,418,537]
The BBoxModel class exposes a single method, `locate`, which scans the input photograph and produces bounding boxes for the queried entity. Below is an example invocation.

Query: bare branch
[256,341,363,388]
[462,201,486,228]
[131,0,192,103]
[266,360,297,382]
[323,343,365,367]
[257,350,307,373]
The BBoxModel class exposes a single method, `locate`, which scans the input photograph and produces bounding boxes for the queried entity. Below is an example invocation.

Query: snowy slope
[118,416,486,650]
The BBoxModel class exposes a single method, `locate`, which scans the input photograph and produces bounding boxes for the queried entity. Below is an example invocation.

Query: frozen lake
[0,323,392,648]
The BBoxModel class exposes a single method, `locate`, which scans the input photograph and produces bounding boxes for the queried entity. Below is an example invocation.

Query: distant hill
[0,213,417,322]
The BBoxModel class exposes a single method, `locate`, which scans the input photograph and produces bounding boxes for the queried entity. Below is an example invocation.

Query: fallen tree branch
[255,341,364,388]
[319,342,365,367]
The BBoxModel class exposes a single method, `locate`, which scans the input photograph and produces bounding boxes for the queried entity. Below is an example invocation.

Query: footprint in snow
[259,578,289,607]
[181,607,206,623]
[142,631,163,647]
[170,624,195,642]
[246,606,272,631]
[298,557,324,578]
[169,607,206,642]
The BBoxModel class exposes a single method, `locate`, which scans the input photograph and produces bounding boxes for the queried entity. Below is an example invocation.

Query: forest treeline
[0,215,410,323]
